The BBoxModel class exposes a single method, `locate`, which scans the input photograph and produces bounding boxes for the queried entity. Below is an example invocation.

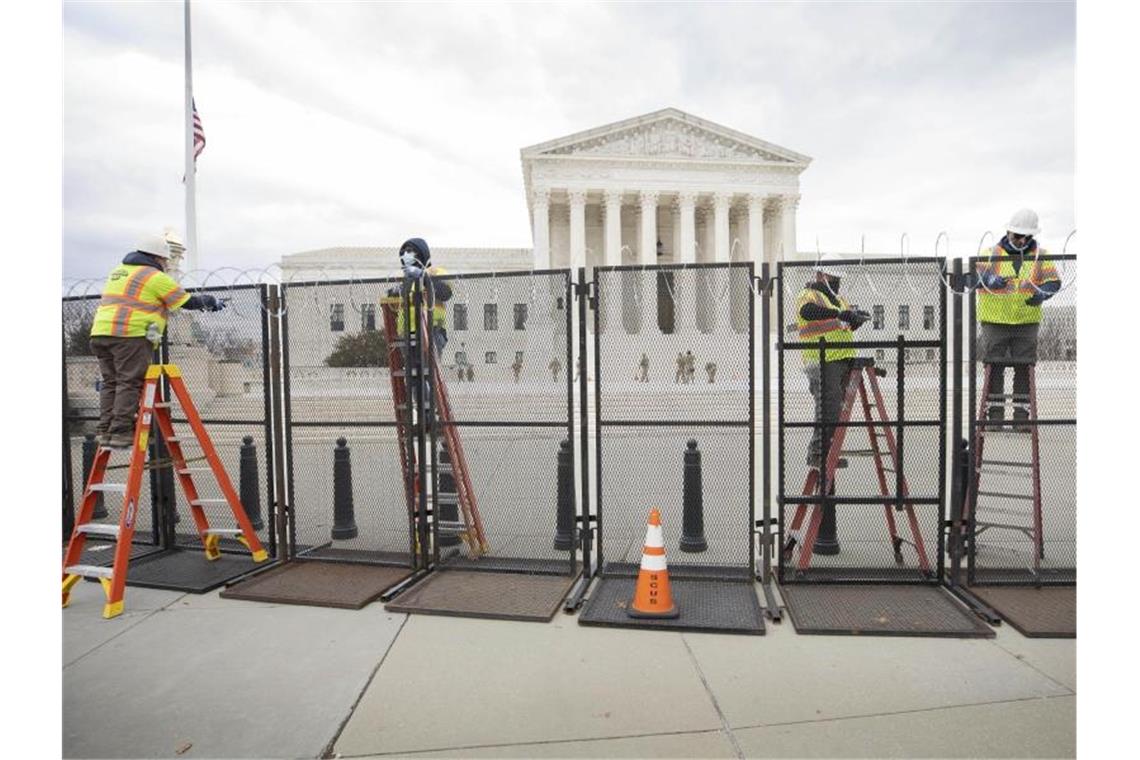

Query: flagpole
[184,0,198,273]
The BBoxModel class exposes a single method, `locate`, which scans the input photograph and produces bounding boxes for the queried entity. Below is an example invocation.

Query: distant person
[511,356,523,383]
[636,353,649,382]
[705,361,717,384]
[549,357,562,382]
[684,351,696,384]
[976,209,1062,431]
[675,352,685,384]
[90,233,223,448]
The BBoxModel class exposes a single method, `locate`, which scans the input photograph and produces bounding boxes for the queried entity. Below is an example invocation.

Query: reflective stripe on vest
[977,248,1060,325]
[795,288,855,363]
[90,264,185,338]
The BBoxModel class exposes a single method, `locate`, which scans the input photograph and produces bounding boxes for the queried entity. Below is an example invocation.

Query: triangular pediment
[521,108,811,165]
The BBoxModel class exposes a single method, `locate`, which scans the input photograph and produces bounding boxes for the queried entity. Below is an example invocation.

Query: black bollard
[82,433,108,520]
[813,481,841,556]
[331,437,358,540]
[436,445,461,547]
[679,440,708,552]
[554,439,575,550]
[239,436,264,531]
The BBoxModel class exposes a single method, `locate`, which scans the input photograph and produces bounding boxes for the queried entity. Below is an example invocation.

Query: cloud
[63,1,1075,280]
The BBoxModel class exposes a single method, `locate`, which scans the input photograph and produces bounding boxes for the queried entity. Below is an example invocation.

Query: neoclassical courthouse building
[283,107,809,281]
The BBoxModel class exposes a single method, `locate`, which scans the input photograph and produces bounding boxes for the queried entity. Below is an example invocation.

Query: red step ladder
[963,363,1044,576]
[63,364,268,618]
[381,291,487,557]
[782,358,932,575]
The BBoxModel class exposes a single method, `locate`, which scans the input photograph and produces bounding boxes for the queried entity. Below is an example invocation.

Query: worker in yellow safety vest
[975,208,1061,431]
[89,233,224,448]
[393,238,453,417]
[795,259,870,469]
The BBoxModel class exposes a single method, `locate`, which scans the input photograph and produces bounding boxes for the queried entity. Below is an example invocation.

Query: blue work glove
[979,271,1007,290]
[1025,294,1046,306]
[200,294,226,311]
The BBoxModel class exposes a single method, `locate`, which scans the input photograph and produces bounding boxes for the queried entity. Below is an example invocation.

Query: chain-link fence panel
[594,263,755,580]
[163,284,277,557]
[281,275,416,566]
[63,294,161,549]
[429,270,577,574]
[777,258,947,583]
[966,254,1076,585]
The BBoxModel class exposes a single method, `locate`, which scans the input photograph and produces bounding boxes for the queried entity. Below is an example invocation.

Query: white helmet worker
[136,234,172,259]
[1006,208,1041,237]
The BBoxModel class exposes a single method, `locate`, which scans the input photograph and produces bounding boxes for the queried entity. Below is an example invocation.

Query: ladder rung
[164,436,192,443]
[191,499,230,506]
[986,394,1030,400]
[176,468,213,475]
[435,493,459,505]
[977,490,1034,501]
[978,467,1033,479]
[981,459,1033,468]
[204,528,244,536]
[89,483,126,493]
[153,401,174,408]
[77,523,121,538]
[64,564,114,579]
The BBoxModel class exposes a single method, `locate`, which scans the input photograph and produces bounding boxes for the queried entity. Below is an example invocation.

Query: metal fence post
[554,439,575,550]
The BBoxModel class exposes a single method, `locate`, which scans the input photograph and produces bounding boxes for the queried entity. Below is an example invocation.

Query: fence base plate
[578,577,764,635]
[385,569,579,622]
[779,583,995,638]
[220,559,410,609]
[965,585,1075,638]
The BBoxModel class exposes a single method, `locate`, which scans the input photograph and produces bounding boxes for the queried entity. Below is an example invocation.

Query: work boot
[985,406,1007,431]
[1012,408,1032,434]
[108,433,134,450]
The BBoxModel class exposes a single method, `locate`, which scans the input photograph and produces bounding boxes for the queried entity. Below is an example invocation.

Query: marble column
[748,193,766,266]
[569,189,587,271]
[532,188,550,270]
[713,192,732,264]
[678,191,697,264]
[779,194,800,263]
[639,190,659,266]
[603,190,623,268]
[674,192,696,334]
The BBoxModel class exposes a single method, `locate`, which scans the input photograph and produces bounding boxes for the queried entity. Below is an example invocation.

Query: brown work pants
[91,336,157,437]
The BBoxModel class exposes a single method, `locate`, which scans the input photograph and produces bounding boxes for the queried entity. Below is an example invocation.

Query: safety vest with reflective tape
[795,287,855,363]
[395,266,448,335]
[90,264,190,338]
[976,247,1060,325]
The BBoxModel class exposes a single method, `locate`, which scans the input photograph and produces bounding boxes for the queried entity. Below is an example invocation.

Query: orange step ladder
[63,364,268,618]
[962,363,1044,576]
[782,358,932,575]
[381,288,487,557]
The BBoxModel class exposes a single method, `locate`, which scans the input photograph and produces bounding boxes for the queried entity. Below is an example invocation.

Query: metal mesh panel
[595,263,754,578]
[777,259,947,583]
[433,271,575,572]
[163,284,275,555]
[282,275,414,564]
[63,294,160,547]
[966,255,1076,585]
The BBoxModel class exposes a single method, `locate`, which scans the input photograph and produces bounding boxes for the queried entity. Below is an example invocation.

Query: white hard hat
[136,234,172,258]
[1006,208,1040,236]
[813,255,845,278]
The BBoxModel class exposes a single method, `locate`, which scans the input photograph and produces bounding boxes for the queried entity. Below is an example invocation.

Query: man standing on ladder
[976,209,1061,431]
[796,260,870,470]
[89,233,223,449]
[395,238,452,414]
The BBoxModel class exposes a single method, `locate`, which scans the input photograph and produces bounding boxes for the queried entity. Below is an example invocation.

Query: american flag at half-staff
[192,99,205,162]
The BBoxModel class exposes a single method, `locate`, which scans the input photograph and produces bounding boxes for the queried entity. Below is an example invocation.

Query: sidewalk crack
[681,634,745,759]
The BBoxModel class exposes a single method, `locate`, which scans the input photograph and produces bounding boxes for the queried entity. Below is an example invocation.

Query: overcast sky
[62,0,1075,281]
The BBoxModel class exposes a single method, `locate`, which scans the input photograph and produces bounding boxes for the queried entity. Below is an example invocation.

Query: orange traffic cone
[628,508,679,619]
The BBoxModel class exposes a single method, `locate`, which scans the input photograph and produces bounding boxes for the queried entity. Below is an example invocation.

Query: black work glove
[839,309,871,328]
[1024,294,1046,306]
[203,294,225,311]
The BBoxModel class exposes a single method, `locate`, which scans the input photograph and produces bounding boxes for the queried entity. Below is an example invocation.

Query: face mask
[825,277,841,295]
[1007,234,1032,253]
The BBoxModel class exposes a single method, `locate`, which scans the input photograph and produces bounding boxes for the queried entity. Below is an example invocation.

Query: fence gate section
[577,263,763,635]
[281,275,418,567]
[964,254,1076,586]
[777,258,948,585]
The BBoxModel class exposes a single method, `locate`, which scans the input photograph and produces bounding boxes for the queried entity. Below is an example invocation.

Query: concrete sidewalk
[62,580,1074,759]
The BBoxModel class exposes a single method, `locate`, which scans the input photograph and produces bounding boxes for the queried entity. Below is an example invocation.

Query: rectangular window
[361,303,376,332]
[485,351,497,365]
[513,303,528,331]
[484,304,498,331]
[923,305,935,330]
[330,303,344,332]
[453,304,468,331]
[515,351,524,364]
[898,305,910,330]
[926,349,936,362]
[872,305,884,330]
[455,351,467,366]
